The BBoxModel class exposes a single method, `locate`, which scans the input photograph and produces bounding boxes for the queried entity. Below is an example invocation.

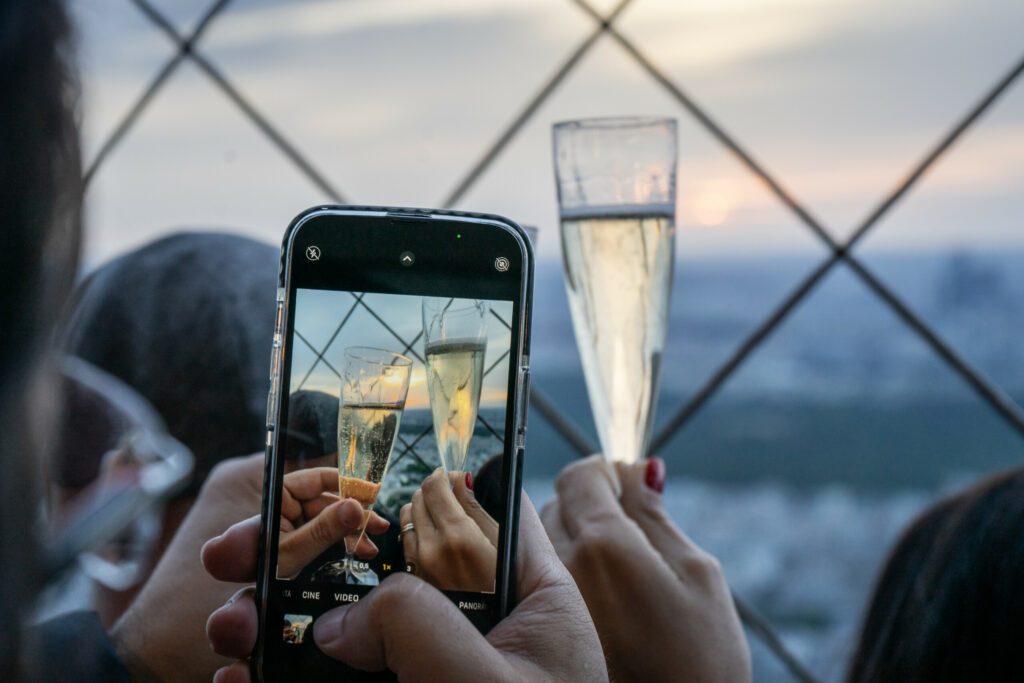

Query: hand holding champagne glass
[554,117,678,465]
[422,298,489,476]
[335,346,412,585]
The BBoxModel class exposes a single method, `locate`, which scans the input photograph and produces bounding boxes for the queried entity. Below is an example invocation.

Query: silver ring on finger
[399,522,415,538]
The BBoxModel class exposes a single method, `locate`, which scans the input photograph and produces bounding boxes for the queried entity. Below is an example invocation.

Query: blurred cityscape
[529,250,1024,487]
[526,251,1023,681]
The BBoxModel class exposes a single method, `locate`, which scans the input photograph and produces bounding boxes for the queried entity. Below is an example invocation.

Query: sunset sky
[72,0,1023,269]
[290,289,513,411]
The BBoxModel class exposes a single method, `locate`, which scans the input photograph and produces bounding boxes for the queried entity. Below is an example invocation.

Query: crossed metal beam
[644,47,1024,453]
[90,0,345,201]
[80,0,1024,681]
[292,297,512,472]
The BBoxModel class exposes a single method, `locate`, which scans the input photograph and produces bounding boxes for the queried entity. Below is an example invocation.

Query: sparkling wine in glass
[553,117,677,465]
[335,346,412,585]
[422,298,488,476]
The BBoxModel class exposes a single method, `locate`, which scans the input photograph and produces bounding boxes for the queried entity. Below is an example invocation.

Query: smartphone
[253,206,533,680]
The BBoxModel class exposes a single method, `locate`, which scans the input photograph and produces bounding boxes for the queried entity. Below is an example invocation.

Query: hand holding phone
[252,207,535,679]
[204,496,609,682]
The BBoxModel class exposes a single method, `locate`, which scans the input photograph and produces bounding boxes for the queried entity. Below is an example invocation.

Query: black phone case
[253,205,534,682]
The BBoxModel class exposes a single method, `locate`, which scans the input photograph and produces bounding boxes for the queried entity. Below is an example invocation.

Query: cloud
[74,0,1024,265]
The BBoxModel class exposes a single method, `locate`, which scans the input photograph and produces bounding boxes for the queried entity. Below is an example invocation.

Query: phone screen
[258,210,529,678]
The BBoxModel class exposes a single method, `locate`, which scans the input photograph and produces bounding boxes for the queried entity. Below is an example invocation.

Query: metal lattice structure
[81,0,1024,680]
[291,294,512,473]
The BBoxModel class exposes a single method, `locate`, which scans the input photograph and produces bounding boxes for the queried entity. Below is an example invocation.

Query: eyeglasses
[41,358,194,589]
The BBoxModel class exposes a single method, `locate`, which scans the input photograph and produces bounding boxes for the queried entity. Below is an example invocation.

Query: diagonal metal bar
[130,0,347,202]
[578,2,1024,447]
[105,2,1023,680]
[294,330,341,381]
[296,294,363,391]
[484,348,511,378]
[845,258,1024,435]
[571,0,838,247]
[475,413,505,443]
[529,387,598,455]
[83,0,233,189]
[395,424,435,461]
[649,257,834,454]
[401,330,424,358]
[440,0,636,208]
[391,433,433,471]
[490,309,513,331]
[842,53,1024,251]
[735,598,820,683]
[546,6,1024,680]
[355,300,425,364]
[649,52,1024,453]
[530,370,820,683]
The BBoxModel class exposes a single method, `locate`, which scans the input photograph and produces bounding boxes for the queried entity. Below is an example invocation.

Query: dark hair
[846,467,1024,683]
[64,232,277,495]
[473,454,505,521]
[0,0,81,678]
[282,390,339,463]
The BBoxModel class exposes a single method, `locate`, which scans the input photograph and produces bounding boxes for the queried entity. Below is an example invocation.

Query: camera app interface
[275,289,513,598]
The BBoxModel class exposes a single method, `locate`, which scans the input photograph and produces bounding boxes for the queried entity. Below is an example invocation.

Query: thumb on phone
[313,572,504,677]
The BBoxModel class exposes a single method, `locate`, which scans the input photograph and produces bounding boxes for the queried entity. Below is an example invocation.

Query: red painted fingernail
[465,471,474,491]
[645,457,665,494]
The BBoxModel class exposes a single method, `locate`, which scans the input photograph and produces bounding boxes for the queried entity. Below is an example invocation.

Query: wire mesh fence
[291,295,513,473]
[81,1,1024,679]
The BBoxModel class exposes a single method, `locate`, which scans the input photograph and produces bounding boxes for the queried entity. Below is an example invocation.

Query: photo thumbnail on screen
[282,615,313,645]
[276,290,514,595]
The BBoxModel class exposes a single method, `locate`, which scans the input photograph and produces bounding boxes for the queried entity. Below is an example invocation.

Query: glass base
[311,557,379,586]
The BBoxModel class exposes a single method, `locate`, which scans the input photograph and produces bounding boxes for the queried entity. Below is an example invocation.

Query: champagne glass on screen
[422,298,489,476]
[335,347,412,585]
[553,117,677,464]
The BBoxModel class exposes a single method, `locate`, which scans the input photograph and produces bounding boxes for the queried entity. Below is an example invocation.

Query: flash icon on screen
[306,245,321,261]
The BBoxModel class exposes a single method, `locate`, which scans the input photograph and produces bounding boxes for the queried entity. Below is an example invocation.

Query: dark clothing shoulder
[27,611,129,683]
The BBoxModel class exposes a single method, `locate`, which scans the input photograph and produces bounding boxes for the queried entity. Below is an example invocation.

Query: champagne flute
[335,346,412,585]
[422,298,489,476]
[553,117,678,464]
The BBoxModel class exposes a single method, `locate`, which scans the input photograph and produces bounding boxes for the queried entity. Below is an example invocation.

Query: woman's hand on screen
[398,469,497,592]
[277,467,389,578]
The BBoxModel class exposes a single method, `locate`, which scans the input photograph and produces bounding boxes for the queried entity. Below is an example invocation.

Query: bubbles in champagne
[561,208,674,464]
[337,402,403,505]
[425,338,486,474]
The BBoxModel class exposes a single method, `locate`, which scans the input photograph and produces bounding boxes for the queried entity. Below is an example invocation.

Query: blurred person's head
[283,389,339,470]
[64,232,277,486]
[846,467,1024,683]
[60,232,277,624]
[0,0,81,676]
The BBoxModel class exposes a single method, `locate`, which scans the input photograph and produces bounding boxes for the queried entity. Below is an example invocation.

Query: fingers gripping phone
[254,207,533,680]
